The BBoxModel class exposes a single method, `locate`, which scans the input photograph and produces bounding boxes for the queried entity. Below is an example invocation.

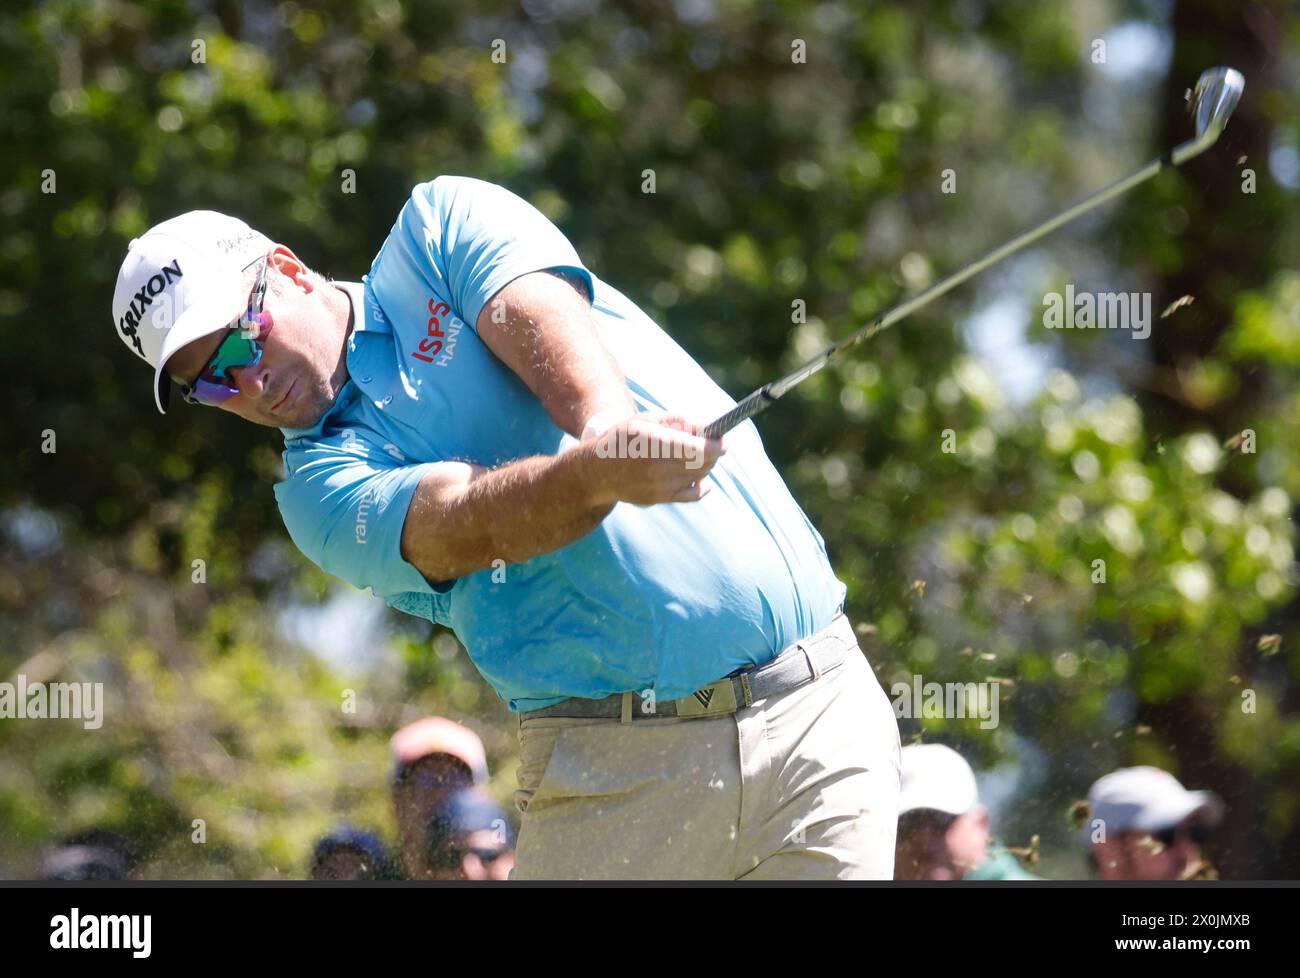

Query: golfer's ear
[267,245,311,290]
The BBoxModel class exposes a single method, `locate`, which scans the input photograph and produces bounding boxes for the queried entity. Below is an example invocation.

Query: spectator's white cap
[899,744,979,816]
[111,211,272,413]
[1085,766,1224,840]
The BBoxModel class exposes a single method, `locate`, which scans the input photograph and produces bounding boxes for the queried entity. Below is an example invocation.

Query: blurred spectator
[309,826,395,881]
[37,829,135,880]
[390,716,489,878]
[894,744,1039,881]
[422,788,516,881]
[1083,766,1223,880]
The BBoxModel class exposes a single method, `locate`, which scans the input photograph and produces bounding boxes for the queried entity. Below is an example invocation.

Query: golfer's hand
[585,414,725,505]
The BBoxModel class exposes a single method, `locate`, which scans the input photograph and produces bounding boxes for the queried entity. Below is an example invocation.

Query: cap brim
[151,285,248,414]
[1186,790,1225,829]
[898,792,975,818]
[1131,790,1226,833]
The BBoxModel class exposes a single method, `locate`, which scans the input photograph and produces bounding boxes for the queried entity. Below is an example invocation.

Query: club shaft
[702,142,1201,441]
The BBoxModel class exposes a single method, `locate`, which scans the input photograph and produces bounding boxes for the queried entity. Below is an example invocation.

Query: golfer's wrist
[580,409,626,442]
[563,437,620,509]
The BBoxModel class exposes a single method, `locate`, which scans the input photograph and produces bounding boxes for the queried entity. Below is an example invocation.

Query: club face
[1193,67,1244,142]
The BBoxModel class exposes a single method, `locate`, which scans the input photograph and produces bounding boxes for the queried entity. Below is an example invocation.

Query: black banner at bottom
[1,880,1290,963]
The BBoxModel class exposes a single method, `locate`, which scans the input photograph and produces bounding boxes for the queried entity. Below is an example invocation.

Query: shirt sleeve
[273,434,447,601]
[410,175,595,331]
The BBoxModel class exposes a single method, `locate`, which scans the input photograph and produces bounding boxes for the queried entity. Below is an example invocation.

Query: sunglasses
[897,809,958,839]
[179,256,273,406]
[1153,823,1208,847]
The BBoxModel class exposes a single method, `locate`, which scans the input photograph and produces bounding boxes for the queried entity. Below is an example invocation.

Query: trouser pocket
[513,715,576,815]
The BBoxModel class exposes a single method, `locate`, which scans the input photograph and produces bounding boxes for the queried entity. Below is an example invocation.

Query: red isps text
[412,298,451,363]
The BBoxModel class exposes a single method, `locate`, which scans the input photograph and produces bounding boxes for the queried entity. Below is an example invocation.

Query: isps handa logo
[410,297,462,367]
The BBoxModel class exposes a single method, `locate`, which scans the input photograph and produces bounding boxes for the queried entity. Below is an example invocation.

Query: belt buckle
[675,678,739,717]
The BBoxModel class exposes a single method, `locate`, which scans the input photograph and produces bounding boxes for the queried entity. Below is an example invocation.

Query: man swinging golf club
[110,66,1240,881]
[111,177,901,880]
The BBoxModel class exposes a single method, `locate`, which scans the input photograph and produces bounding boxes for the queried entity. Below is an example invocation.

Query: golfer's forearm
[401,443,612,582]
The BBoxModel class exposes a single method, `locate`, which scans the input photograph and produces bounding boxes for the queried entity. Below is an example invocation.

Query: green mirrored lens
[202,330,261,383]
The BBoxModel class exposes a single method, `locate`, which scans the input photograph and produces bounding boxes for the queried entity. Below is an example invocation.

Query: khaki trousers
[511,618,901,880]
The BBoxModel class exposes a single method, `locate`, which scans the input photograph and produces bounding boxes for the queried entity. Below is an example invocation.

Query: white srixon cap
[111,211,272,413]
[899,743,980,816]
[1085,766,1224,840]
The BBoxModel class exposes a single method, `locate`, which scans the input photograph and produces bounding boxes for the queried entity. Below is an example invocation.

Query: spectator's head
[37,829,135,880]
[894,744,991,880]
[309,827,394,881]
[389,717,488,873]
[1084,766,1223,880]
[422,788,516,881]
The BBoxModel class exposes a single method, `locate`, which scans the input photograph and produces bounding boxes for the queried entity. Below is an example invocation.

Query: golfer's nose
[229,362,268,398]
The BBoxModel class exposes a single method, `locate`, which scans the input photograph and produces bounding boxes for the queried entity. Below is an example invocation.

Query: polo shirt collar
[334,279,391,336]
[279,281,379,438]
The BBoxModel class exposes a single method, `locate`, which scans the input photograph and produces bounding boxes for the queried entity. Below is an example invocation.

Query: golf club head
[1192,67,1244,143]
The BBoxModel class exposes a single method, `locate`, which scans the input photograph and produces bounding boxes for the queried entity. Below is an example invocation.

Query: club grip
[702,386,775,440]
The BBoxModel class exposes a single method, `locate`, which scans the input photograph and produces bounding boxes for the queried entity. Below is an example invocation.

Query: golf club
[701,66,1245,440]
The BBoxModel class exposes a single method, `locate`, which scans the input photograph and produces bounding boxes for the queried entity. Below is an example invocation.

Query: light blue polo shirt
[274,176,846,711]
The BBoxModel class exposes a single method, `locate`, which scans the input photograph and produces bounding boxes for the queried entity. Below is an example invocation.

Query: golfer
[110,176,901,879]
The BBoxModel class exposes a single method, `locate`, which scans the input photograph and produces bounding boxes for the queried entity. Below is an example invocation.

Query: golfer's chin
[262,384,335,431]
